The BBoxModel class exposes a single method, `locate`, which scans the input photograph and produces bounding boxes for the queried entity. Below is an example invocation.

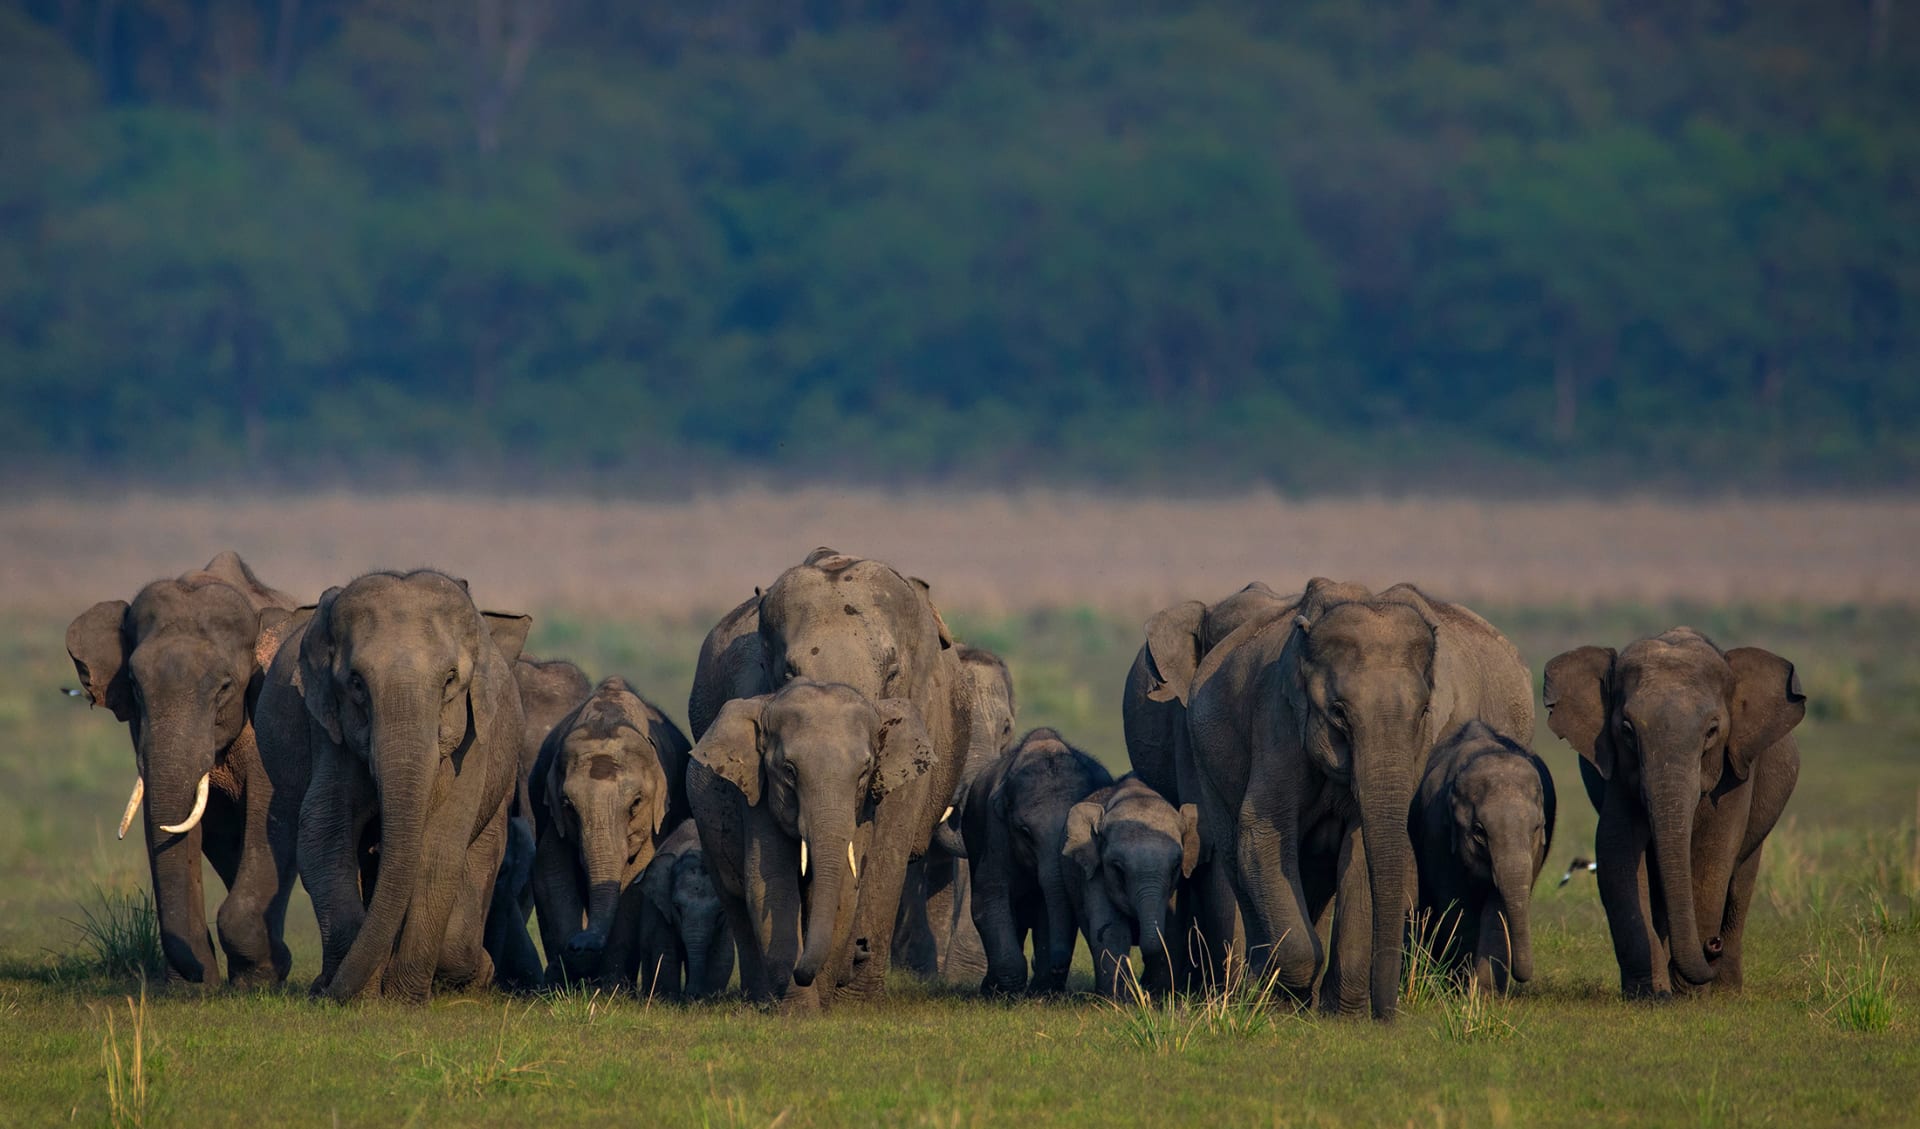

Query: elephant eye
[348,672,368,702]
[1704,720,1720,744]
[445,668,458,687]
[785,761,798,781]
[1471,821,1486,840]
[1327,701,1351,734]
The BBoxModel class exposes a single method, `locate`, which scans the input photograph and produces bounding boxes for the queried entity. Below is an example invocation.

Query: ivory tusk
[847,842,857,880]
[799,840,808,877]
[160,774,210,835]
[941,805,954,823]
[117,777,145,840]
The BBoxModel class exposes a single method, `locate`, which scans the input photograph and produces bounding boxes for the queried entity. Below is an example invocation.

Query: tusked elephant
[961,727,1113,994]
[687,547,982,999]
[1185,578,1534,1019]
[1410,720,1554,993]
[253,569,530,1002]
[622,820,735,999]
[530,676,691,985]
[1544,628,1803,998]
[66,551,301,987]
[1063,775,1200,998]
[687,681,933,1011]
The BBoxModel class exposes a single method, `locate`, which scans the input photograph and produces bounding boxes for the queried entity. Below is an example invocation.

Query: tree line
[2,0,1915,488]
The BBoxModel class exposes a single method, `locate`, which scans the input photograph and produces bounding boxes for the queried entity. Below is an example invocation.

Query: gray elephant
[688,681,933,1011]
[622,820,735,999]
[1062,775,1200,998]
[1185,578,1533,1019]
[253,569,530,1002]
[894,642,1014,984]
[1411,720,1554,993]
[530,676,691,985]
[485,655,594,989]
[65,551,300,987]
[686,548,982,999]
[1544,628,1803,998]
[1122,582,1288,800]
[961,727,1114,995]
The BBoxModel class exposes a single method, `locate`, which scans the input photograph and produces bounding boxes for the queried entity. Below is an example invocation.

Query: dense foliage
[3,1,1916,487]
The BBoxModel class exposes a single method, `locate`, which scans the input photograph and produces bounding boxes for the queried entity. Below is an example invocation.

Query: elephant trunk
[1356,735,1419,1021]
[326,681,437,1001]
[139,716,218,983]
[576,800,631,945]
[1490,852,1537,984]
[1038,851,1078,985]
[792,817,856,989]
[1651,779,1717,987]
[682,917,719,997]
[1133,882,1172,981]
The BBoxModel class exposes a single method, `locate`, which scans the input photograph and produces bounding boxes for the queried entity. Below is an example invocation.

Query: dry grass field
[3,489,1917,615]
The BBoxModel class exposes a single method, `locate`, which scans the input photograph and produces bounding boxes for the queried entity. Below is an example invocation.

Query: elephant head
[542,677,675,976]
[757,550,952,705]
[1286,582,1438,1018]
[693,681,932,991]
[1438,721,1550,986]
[1545,629,1803,988]
[1064,778,1199,984]
[67,559,292,983]
[298,569,530,1001]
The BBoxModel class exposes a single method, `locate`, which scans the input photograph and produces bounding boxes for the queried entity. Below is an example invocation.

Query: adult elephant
[253,569,530,1002]
[530,677,691,984]
[1544,629,1803,998]
[66,551,300,987]
[688,681,933,1010]
[1185,578,1533,1019]
[687,547,980,998]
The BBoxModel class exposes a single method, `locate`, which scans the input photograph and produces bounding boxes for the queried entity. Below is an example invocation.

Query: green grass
[2,605,1917,1126]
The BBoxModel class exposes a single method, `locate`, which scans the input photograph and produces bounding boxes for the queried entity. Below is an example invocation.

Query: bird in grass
[1558,856,1597,887]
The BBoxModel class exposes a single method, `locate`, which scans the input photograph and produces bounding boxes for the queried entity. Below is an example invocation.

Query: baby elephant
[1062,776,1199,998]
[962,727,1115,995]
[1411,720,1555,992]
[621,821,735,999]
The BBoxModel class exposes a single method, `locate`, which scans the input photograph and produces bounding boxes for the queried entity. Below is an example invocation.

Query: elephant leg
[1319,820,1372,1016]
[298,746,372,994]
[1597,796,1663,999]
[718,889,768,1002]
[891,858,938,977]
[531,830,584,984]
[1027,890,1062,995]
[1473,899,1511,994]
[919,852,961,976]
[941,860,987,985]
[433,809,508,993]
[702,926,737,997]
[971,862,1029,996]
[1716,844,1764,992]
[843,814,913,1001]
[1186,857,1240,992]
[215,783,288,988]
[601,879,645,990]
[1235,796,1319,1002]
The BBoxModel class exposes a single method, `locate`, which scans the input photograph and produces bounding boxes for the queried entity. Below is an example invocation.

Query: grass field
[2,495,1917,1126]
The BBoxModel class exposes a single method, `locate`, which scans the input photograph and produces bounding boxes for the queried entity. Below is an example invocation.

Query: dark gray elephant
[686,548,979,999]
[65,551,300,987]
[1063,775,1200,998]
[622,820,735,999]
[1185,578,1533,1019]
[1411,720,1554,993]
[485,655,593,989]
[253,569,530,1002]
[687,681,934,1011]
[1122,582,1287,800]
[1544,628,1803,998]
[961,727,1114,995]
[530,676,691,984]
[895,642,1014,984]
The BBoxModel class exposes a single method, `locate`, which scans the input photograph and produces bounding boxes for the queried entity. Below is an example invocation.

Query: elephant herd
[66,549,1806,1017]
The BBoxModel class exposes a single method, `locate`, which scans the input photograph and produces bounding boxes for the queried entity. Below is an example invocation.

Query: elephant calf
[621,821,735,999]
[1411,720,1555,993]
[962,727,1115,995]
[531,676,692,985]
[1062,775,1200,999]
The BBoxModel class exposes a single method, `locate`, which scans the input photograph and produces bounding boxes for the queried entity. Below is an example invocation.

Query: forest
[2,0,1915,488]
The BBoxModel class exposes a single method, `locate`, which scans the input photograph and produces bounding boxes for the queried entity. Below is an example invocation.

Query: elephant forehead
[1454,757,1540,805]
[1102,820,1183,862]
[1616,644,1731,702]
[767,681,875,725]
[130,579,256,642]
[564,734,651,775]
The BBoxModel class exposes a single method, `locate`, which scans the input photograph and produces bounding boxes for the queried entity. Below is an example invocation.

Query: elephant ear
[299,587,345,745]
[1143,601,1206,705]
[644,866,678,928]
[254,605,310,672]
[691,696,765,806]
[909,576,955,650]
[1543,646,1617,780]
[1063,800,1102,877]
[1725,647,1806,779]
[543,731,571,841]
[640,754,671,839]
[481,611,534,666]
[1177,803,1202,879]
[66,600,133,721]
[872,697,935,800]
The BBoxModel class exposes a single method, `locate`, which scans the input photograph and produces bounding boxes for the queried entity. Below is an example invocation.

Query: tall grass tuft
[64,886,164,982]
[1401,908,1464,1008]
[1434,981,1519,1043]
[96,981,153,1129]
[1807,937,1898,1033]
[1106,948,1300,1054]
[405,1004,557,1097]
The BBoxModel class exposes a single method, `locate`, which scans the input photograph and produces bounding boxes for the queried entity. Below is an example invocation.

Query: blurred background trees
[2,0,1915,488]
